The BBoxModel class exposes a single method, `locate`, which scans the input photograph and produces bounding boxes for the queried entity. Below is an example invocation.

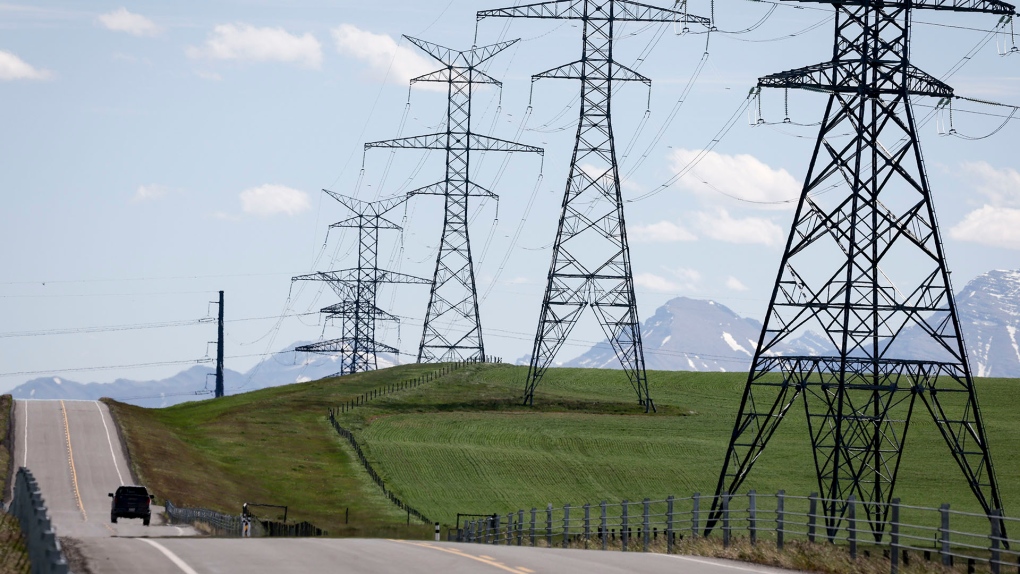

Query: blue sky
[1,1,1018,392]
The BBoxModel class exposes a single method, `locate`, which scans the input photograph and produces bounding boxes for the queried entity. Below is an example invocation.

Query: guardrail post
[692,493,700,539]
[990,509,1002,574]
[848,494,857,560]
[890,498,900,574]
[600,501,608,551]
[939,503,950,567]
[546,504,553,547]
[666,495,675,554]
[584,503,591,544]
[722,492,731,548]
[776,490,785,551]
[622,500,630,552]
[518,510,524,546]
[563,503,571,548]
[530,508,537,547]
[808,492,818,543]
[643,498,651,552]
[749,490,757,545]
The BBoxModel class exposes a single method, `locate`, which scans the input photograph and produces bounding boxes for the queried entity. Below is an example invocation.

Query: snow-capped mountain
[566,270,1020,377]
[9,343,399,407]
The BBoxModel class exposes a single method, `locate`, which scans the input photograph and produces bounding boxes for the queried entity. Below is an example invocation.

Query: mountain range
[566,269,1020,377]
[11,269,1018,405]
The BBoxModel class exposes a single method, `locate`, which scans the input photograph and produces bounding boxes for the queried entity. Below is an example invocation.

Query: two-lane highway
[12,399,795,573]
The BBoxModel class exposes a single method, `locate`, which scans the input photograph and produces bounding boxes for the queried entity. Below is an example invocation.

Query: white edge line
[139,539,200,574]
[655,553,784,574]
[95,402,125,485]
[22,401,28,468]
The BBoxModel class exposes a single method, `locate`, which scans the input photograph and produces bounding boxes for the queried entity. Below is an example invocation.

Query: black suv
[109,485,154,526]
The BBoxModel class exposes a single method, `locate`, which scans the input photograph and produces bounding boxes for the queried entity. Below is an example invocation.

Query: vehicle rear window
[117,486,148,496]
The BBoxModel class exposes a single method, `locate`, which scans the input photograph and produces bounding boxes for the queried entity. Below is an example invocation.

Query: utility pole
[707,0,1014,540]
[477,1,708,410]
[294,193,429,376]
[215,290,224,398]
[365,36,543,364]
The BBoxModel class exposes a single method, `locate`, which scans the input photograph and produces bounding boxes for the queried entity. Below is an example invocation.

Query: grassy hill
[106,363,1020,538]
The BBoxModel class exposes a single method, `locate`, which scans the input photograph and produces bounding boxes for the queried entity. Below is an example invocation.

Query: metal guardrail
[455,490,1019,574]
[8,467,68,574]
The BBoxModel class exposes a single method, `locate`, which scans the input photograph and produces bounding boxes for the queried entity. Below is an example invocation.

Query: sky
[1,0,1018,393]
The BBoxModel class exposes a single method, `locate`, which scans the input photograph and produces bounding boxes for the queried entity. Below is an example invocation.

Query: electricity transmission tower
[477,1,708,410]
[709,0,1014,539]
[365,36,543,364]
[294,192,428,376]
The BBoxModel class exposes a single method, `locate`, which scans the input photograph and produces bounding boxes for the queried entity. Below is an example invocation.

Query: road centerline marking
[60,400,87,522]
[390,540,532,573]
[139,539,200,574]
[95,402,124,485]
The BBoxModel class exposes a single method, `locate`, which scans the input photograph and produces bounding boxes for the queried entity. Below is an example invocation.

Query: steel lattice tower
[294,192,428,376]
[477,1,708,410]
[365,36,543,364]
[709,0,1014,539]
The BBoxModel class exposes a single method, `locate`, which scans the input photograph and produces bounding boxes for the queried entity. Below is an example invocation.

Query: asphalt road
[13,399,793,574]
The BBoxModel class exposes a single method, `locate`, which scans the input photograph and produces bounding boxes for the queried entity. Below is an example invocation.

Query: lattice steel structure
[294,192,428,376]
[710,0,1014,540]
[477,1,708,410]
[365,36,543,364]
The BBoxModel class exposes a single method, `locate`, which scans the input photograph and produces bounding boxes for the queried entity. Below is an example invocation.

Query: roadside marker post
[435,522,440,541]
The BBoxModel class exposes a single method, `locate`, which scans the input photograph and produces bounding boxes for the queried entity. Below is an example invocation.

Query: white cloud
[634,273,681,293]
[959,161,1020,207]
[98,8,159,37]
[669,149,800,209]
[239,184,311,216]
[694,209,785,246]
[630,221,697,243]
[949,205,1020,250]
[0,50,51,80]
[726,276,749,292]
[188,23,322,68]
[331,24,435,86]
[132,184,169,202]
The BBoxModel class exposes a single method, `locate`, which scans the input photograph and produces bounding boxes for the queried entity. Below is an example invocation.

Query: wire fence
[7,467,67,574]
[331,356,502,415]
[454,490,1020,574]
[165,501,256,537]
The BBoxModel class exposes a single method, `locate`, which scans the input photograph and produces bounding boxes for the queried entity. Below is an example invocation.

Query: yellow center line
[61,401,87,522]
[390,540,534,574]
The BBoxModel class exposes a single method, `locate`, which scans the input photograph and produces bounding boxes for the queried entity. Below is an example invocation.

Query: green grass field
[108,364,1020,538]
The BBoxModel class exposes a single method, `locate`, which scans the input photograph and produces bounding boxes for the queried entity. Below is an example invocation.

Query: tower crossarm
[783,0,1014,14]
[404,35,519,68]
[470,134,544,154]
[366,133,446,151]
[408,180,499,199]
[328,215,402,231]
[296,338,400,356]
[759,62,954,98]
[411,68,503,86]
[322,189,408,218]
[478,0,710,24]
[533,59,651,84]
[320,302,400,323]
[376,270,431,285]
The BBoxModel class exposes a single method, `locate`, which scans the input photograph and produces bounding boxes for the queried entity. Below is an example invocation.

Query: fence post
[584,503,591,544]
[776,490,785,551]
[666,495,675,555]
[808,492,818,543]
[939,503,950,567]
[990,509,1002,574]
[518,510,524,546]
[749,490,757,546]
[722,492,731,548]
[507,513,513,546]
[546,504,553,547]
[563,503,571,549]
[692,493,700,539]
[890,498,900,574]
[600,501,608,551]
[848,494,857,560]
[530,508,537,547]
[643,498,651,552]
[622,500,630,552]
